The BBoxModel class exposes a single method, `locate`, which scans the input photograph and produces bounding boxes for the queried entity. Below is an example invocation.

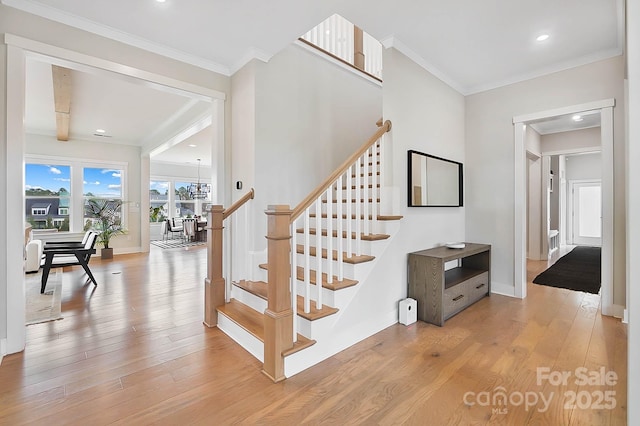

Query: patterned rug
[25,268,63,325]
[150,239,206,249]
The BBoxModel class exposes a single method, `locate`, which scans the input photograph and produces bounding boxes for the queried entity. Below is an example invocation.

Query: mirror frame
[407,150,463,207]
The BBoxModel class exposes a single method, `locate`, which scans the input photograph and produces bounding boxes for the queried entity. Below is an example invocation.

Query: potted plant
[85,198,126,259]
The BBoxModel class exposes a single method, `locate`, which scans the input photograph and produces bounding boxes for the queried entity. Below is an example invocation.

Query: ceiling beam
[51,65,71,141]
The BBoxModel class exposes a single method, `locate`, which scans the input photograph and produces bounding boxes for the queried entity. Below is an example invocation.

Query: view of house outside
[25,163,123,233]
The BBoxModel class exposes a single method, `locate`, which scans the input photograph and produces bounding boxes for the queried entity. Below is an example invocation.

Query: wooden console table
[408,243,491,326]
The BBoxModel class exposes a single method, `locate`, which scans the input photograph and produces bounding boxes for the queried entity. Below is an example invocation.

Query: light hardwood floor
[0,246,627,425]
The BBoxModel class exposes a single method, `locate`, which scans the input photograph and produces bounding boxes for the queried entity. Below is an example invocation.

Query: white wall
[541,127,601,152]
[361,46,466,318]
[242,42,383,254]
[0,4,231,355]
[465,56,626,301]
[627,0,640,422]
[565,152,602,181]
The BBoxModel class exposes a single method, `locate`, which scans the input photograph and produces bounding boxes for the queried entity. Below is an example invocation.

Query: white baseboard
[114,246,143,255]
[624,309,629,324]
[0,338,6,364]
[602,304,625,319]
[491,281,516,298]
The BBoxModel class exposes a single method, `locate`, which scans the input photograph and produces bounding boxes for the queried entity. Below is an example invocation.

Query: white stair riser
[217,313,264,362]
[231,285,267,313]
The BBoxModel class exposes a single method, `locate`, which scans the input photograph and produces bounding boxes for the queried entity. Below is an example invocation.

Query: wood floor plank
[0,247,627,424]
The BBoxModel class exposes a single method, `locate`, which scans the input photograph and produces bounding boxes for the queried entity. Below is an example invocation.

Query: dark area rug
[533,246,601,294]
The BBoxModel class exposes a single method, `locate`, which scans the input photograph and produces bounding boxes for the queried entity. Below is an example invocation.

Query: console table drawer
[468,272,490,303]
[443,284,468,318]
[408,243,491,326]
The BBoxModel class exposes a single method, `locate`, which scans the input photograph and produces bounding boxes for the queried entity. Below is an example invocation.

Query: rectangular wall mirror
[408,150,463,207]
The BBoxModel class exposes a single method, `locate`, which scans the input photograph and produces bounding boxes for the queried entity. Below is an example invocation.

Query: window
[25,158,127,233]
[25,163,71,231]
[175,180,210,218]
[150,180,169,222]
[83,167,123,231]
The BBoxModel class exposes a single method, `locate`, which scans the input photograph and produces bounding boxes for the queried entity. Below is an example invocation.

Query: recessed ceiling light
[536,34,550,42]
[188,144,197,147]
[572,115,583,122]
[95,129,106,133]
[156,0,166,3]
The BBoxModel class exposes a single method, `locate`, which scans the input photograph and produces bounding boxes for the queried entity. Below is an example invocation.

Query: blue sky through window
[25,164,71,194]
[83,167,122,197]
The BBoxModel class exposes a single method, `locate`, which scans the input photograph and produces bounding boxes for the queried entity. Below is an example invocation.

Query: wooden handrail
[223,188,255,220]
[291,120,391,221]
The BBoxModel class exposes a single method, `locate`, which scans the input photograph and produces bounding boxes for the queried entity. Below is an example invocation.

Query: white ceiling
[11,0,625,164]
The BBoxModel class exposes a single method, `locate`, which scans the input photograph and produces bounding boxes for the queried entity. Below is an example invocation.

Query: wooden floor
[0,246,627,425]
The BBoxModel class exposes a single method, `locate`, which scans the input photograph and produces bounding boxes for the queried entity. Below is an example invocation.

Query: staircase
[206,120,401,381]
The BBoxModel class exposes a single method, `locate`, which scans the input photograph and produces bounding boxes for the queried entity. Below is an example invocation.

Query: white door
[571,181,602,246]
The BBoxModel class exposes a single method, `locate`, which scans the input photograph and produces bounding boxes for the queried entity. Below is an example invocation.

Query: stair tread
[283,335,316,357]
[217,299,264,341]
[234,280,267,300]
[310,213,403,221]
[322,198,380,203]
[341,184,380,189]
[296,228,389,241]
[218,299,316,355]
[259,264,359,290]
[233,279,341,319]
[295,245,374,264]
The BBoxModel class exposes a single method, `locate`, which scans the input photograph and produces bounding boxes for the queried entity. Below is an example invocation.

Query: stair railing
[203,188,255,327]
[262,120,391,382]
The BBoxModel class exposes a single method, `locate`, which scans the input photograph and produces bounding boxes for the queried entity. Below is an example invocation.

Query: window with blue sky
[83,167,123,198]
[25,163,71,195]
[25,159,127,233]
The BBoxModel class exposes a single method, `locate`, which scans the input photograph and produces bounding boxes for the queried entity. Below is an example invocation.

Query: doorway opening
[513,99,615,316]
[5,34,226,355]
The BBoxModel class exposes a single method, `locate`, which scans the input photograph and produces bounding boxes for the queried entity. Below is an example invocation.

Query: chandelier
[188,159,210,200]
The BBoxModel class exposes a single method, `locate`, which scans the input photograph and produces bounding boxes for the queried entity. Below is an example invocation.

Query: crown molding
[229,47,273,76]
[2,0,231,75]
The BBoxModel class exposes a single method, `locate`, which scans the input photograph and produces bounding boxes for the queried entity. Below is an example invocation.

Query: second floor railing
[300,13,383,80]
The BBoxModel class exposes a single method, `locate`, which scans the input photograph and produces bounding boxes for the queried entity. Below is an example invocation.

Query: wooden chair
[43,230,94,250]
[40,232,98,294]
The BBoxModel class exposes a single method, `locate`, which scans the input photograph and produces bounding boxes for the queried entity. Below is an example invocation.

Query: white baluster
[337,175,344,281]
[290,221,297,342]
[315,197,322,309]
[371,144,378,234]
[326,185,333,285]
[347,165,353,256]
[380,134,386,216]
[304,207,311,313]
[355,157,362,256]
[363,151,370,237]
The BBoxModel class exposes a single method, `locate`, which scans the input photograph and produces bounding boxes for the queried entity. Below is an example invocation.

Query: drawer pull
[452,294,464,302]
[475,283,486,289]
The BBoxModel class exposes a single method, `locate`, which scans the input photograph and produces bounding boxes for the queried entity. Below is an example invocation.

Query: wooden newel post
[262,205,294,382]
[204,205,225,327]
